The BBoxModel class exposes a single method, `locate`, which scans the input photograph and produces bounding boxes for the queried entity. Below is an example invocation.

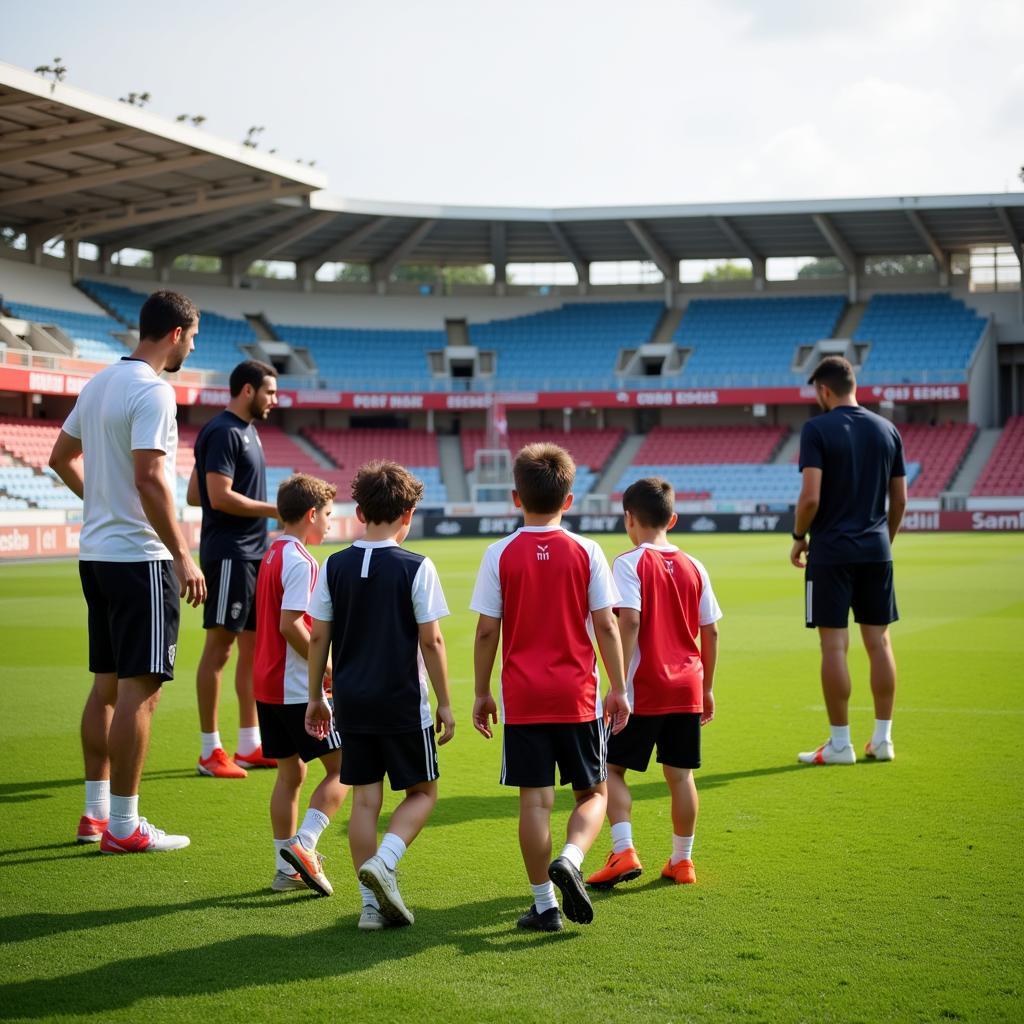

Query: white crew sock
[298,808,330,850]
[84,779,110,820]
[531,881,559,914]
[274,839,292,873]
[559,843,585,871]
[872,719,893,746]
[108,794,140,839]
[610,821,633,855]
[359,882,379,909]
[238,726,261,755]
[671,834,695,865]
[829,724,852,749]
[377,832,407,872]
[201,731,222,759]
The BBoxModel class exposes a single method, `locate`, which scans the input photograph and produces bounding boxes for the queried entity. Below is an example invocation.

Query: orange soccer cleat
[585,848,644,889]
[233,745,277,770]
[661,858,697,884]
[197,747,248,779]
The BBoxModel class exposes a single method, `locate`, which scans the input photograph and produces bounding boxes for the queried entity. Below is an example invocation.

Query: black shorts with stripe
[500,719,609,790]
[606,712,701,772]
[339,726,439,791]
[805,560,898,629]
[202,558,260,632]
[256,700,341,763]
[79,560,180,681]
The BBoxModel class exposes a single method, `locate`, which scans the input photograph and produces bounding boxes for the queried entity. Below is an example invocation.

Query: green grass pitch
[0,534,1022,1024]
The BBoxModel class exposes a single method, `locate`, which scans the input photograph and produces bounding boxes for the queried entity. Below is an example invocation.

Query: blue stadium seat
[4,301,129,363]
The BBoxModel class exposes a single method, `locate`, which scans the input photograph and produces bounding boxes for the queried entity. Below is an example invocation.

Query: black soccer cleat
[548,856,594,925]
[516,904,564,932]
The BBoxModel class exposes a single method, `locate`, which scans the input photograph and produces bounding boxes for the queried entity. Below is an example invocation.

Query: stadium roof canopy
[1,60,1022,282]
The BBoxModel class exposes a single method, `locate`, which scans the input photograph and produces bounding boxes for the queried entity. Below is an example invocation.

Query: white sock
[559,843,585,871]
[531,881,559,913]
[359,882,379,909]
[84,779,110,820]
[377,832,407,872]
[108,794,139,838]
[201,731,221,759]
[298,808,330,849]
[830,724,852,749]
[238,726,261,755]
[671,834,694,865]
[872,719,893,746]
[274,839,291,873]
[610,821,633,855]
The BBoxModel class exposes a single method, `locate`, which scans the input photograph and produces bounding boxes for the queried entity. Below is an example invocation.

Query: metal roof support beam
[491,221,507,293]
[162,206,303,261]
[547,222,589,292]
[0,117,105,144]
[624,219,676,283]
[812,213,859,301]
[0,126,141,168]
[905,210,950,284]
[0,153,212,207]
[130,208,249,251]
[372,219,438,292]
[301,216,390,274]
[995,207,1023,268]
[714,216,765,287]
[230,210,337,271]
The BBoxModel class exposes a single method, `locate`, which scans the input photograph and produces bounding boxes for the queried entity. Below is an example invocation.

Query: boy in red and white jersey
[587,477,721,890]
[253,474,348,896]
[471,443,630,932]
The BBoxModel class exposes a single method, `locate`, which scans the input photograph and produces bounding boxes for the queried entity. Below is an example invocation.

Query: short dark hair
[808,355,856,396]
[229,360,276,397]
[622,477,675,529]
[513,443,575,515]
[139,290,198,341]
[277,473,337,524]
[351,460,424,524]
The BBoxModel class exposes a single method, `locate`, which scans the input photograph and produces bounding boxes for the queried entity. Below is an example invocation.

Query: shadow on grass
[0,769,199,804]
[0,894,577,1019]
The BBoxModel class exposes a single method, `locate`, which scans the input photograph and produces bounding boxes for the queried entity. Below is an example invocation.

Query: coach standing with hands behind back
[790,356,907,767]
[188,360,280,778]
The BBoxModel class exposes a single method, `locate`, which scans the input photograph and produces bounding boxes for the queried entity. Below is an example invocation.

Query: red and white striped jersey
[470,525,620,725]
[612,544,722,715]
[254,535,319,704]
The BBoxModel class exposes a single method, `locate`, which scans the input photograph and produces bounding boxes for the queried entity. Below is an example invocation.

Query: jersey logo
[230,601,243,620]
[167,644,177,667]
[243,435,250,444]
[536,544,550,561]
[663,558,675,574]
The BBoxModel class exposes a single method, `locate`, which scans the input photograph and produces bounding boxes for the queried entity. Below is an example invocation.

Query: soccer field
[1,534,1022,1024]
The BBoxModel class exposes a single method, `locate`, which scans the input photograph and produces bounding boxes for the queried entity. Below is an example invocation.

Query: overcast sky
[3,0,1023,208]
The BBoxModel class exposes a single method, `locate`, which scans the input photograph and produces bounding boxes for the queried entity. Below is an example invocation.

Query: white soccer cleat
[864,739,895,761]
[357,855,414,926]
[358,904,396,930]
[797,740,856,765]
[100,817,191,853]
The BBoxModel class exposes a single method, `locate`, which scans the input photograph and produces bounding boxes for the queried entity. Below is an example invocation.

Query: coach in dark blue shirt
[187,360,280,778]
[790,356,907,767]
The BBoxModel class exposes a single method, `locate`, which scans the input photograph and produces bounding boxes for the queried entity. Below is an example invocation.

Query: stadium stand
[2,302,129,363]
[469,302,663,388]
[972,416,1024,496]
[898,422,977,497]
[631,425,789,465]
[855,293,986,383]
[0,417,62,469]
[671,296,847,387]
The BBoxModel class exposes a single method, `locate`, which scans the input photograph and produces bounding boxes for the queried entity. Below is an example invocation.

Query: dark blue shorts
[805,561,898,629]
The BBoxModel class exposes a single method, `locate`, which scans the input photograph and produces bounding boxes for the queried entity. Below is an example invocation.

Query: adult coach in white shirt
[49,290,206,854]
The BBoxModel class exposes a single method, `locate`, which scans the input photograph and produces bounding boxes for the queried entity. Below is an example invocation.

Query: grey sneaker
[357,855,414,926]
[271,870,308,892]
[358,904,397,930]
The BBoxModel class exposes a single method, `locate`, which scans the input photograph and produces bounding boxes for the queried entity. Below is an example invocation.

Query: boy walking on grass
[471,443,631,933]
[305,460,455,930]
[586,478,721,890]
[253,474,349,896]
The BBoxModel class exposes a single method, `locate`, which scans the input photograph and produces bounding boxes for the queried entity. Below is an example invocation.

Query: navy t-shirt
[194,410,268,562]
[798,406,906,565]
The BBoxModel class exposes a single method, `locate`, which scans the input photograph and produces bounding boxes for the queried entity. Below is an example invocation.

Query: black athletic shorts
[500,720,609,790]
[805,560,898,629]
[339,727,438,790]
[79,560,180,682]
[202,558,260,632]
[256,700,341,763]
[607,712,701,772]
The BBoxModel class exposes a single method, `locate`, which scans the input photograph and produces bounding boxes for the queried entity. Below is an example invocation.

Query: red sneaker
[661,858,697,884]
[585,848,643,889]
[197,747,248,778]
[234,745,277,770]
[100,818,190,854]
[76,815,108,844]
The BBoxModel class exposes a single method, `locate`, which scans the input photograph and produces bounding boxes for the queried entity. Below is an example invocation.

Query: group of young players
[49,288,903,934]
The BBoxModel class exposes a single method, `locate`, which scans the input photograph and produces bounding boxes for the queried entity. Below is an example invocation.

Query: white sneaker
[865,739,895,761]
[358,904,394,930]
[357,855,414,926]
[797,740,856,765]
[271,870,308,892]
[100,817,191,853]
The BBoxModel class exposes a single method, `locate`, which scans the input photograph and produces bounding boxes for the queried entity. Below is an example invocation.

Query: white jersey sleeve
[281,546,316,613]
[612,550,643,611]
[687,555,723,625]
[129,381,176,453]
[307,563,334,622]
[587,540,621,612]
[411,557,450,624]
[62,400,82,440]
[469,543,503,618]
